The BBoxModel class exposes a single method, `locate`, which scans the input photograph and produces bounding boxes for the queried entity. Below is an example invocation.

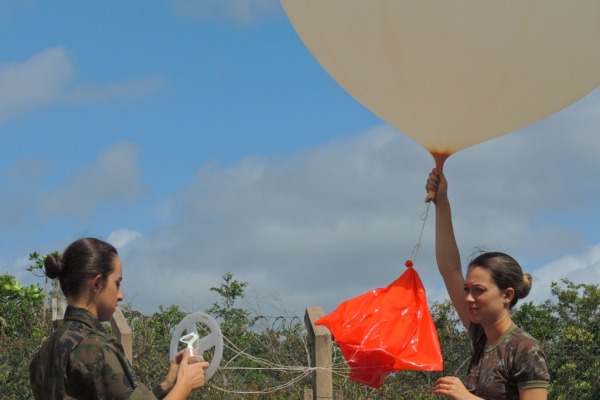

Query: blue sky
[2,1,599,318]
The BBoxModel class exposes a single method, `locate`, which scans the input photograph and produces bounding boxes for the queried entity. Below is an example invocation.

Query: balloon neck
[430,152,450,171]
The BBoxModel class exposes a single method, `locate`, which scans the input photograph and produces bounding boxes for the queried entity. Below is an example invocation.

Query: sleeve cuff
[518,380,549,390]
[152,384,169,399]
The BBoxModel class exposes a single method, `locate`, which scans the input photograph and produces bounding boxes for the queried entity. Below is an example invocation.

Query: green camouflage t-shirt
[465,323,550,399]
[30,306,158,399]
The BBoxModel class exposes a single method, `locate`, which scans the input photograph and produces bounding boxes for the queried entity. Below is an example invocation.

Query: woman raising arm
[426,169,549,400]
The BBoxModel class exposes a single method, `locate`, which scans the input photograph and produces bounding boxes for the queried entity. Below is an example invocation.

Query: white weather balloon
[281,1,600,168]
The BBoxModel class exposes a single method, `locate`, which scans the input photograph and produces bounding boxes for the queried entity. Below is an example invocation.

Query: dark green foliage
[2,264,599,399]
[200,272,311,399]
[206,272,250,339]
[0,271,48,399]
[513,279,600,400]
[120,303,188,391]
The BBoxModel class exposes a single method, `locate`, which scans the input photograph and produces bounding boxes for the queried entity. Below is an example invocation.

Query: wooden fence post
[301,307,343,400]
[109,306,133,363]
[52,290,68,328]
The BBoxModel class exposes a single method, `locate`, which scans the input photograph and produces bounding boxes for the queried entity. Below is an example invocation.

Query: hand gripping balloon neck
[425,152,450,203]
[180,332,204,363]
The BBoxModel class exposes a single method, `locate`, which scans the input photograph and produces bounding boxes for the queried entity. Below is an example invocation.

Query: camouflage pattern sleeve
[30,307,159,399]
[129,385,161,399]
[512,337,550,390]
[29,343,46,400]
[68,334,155,399]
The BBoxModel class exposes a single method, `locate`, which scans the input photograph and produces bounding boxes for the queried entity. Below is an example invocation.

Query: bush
[3,269,598,399]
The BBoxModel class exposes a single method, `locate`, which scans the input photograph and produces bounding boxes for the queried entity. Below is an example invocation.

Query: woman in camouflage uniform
[426,170,550,400]
[30,237,210,399]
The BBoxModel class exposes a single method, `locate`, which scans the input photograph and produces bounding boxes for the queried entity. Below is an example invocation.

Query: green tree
[511,300,559,343]
[0,273,45,337]
[0,272,47,398]
[120,303,187,391]
[514,279,600,400]
[206,271,250,338]
[204,272,263,396]
[549,280,598,400]
[5,256,598,400]
[201,272,312,398]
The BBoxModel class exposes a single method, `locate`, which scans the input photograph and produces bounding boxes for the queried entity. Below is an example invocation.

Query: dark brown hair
[44,238,118,299]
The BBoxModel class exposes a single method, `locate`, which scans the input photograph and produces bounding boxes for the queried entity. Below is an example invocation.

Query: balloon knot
[405,260,413,268]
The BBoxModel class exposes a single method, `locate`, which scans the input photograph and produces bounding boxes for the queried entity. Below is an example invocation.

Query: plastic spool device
[169,312,224,381]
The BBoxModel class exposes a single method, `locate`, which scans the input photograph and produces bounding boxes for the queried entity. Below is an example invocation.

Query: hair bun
[519,273,533,299]
[44,253,63,279]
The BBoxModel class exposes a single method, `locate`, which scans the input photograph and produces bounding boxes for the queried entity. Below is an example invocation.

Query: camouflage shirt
[30,306,160,399]
[465,323,550,399]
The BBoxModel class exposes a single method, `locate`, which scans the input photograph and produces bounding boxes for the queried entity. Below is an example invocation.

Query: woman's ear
[503,288,515,303]
[89,274,104,293]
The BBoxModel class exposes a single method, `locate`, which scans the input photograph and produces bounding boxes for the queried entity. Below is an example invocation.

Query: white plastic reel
[169,312,224,381]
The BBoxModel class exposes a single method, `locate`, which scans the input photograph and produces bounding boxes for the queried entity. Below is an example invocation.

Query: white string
[200,204,437,395]
[204,331,438,395]
[410,202,431,264]
[208,333,335,394]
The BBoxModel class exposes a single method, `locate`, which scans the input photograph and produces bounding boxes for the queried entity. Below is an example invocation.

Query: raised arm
[426,169,470,329]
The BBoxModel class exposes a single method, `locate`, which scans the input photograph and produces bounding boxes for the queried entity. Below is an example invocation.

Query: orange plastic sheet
[315,266,443,389]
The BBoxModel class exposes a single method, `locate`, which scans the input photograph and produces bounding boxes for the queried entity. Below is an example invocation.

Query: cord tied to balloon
[405,200,431,269]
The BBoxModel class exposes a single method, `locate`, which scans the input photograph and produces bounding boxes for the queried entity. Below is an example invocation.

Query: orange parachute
[315,264,442,389]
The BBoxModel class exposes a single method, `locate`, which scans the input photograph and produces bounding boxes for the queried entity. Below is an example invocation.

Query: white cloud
[110,105,600,317]
[36,142,147,220]
[528,244,600,304]
[108,229,143,249]
[0,47,167,124]
[6,89,599,319]
[0,46,74,123]
[112,126,433,314]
